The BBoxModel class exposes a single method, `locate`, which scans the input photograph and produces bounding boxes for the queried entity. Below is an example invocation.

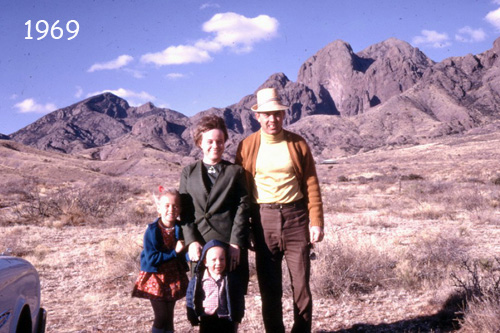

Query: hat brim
[251,103,289,112]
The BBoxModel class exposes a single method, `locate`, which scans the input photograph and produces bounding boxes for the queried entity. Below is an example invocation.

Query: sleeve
[186,277,200,326]
[300,141,324,228]
[142,226,177,269]
[235,141,244,165]
[179,166,202,246]
[229,167,250,248]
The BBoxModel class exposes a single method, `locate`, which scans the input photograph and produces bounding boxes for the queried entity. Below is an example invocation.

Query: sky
[1,0,500,135]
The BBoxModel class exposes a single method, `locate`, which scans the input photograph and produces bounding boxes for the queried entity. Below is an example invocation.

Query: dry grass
[1,130,500,331]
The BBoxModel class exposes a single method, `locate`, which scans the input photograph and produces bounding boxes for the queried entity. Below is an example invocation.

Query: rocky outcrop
[10,93,190,155]
[297,38,434,116]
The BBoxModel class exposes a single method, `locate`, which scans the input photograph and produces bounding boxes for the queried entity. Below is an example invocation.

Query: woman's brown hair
[192,115,229,147]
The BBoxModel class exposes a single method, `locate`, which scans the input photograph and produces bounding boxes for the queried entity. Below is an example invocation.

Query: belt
[259,200,304,210]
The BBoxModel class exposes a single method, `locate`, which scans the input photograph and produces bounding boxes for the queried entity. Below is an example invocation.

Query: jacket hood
[195,239,228,273]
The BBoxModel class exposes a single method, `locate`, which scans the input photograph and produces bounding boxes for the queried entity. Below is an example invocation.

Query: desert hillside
[1,125,499,332]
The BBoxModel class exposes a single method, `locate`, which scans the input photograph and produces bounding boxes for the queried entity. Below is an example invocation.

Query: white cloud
[140,12,279,66]
[200,3,220,10]
[202,12,279,53]
[166,73,186,79]
[412,30,451,48]
[75,86,83,99]
[123,68,146,79]
[88,55,134,72]
[141,45,212,66]
[14,98,57,114]
[485,7,500,31]
[87,88,155,106]
[455,26,486,42]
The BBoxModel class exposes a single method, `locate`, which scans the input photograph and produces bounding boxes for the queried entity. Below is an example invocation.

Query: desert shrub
[451,258,500,332]
[397,232,469,289]
[401,173,424,181]
[310,237,397,298]
[492,175,500,186]
[337,175,350,182]
[0,226,45,259]
[456,187,488,213]
[321,187,357,214]
[56,178,134,226]
[6,177,138,226]
[99,233,142,284]
[405,180,453,204]
[11,177,61,222]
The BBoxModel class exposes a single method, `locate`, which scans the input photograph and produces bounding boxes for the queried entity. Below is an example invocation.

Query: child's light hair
[152,186,180,206]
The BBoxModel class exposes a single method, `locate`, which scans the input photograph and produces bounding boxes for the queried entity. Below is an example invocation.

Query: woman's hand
[175,240,185,253]
[229,244,240,271]
[188,241,203,261]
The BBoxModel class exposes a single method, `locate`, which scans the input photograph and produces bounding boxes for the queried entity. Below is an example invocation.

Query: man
[235,87,325,333]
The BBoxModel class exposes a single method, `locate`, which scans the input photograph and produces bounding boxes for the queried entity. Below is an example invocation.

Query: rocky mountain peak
[79,93,130,119]
[297,37,433,116]
[493,36,500,53]
[257,72,291,90]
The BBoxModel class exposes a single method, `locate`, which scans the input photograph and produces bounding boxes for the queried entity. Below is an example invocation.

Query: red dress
[132,225,189,301]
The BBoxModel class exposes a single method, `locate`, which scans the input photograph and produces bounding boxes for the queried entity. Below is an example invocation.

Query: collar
[202,269,224,283]
[260,129,285,144]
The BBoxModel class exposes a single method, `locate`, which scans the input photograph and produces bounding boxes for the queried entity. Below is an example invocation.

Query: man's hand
[309,226,324,244]
[188,241,202,261]
[229,244,240,271]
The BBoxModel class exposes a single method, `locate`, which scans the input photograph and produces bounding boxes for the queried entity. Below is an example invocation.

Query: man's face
[204,246,226,278]
[255,110,285,135]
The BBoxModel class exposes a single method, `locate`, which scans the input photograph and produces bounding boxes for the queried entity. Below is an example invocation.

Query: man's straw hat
[251,88,289,112]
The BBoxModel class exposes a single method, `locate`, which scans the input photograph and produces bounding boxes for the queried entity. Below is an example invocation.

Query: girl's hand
[175,240,185,253]
[188,241,203,261]
[229,244,240,272]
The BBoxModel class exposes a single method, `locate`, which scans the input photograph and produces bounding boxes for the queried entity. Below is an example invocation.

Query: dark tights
[150,299,176,331]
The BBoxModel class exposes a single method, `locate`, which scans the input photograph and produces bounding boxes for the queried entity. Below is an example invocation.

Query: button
[205,213,212,219]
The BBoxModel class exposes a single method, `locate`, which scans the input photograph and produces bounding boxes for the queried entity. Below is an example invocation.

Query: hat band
[258,97,282,108]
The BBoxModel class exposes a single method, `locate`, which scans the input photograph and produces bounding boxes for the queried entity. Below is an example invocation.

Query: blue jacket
[139,218,187,273]
[186,240,245,326]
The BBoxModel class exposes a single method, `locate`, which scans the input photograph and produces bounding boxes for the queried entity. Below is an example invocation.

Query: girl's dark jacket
[139,218,188,273]
[186,240,245,326]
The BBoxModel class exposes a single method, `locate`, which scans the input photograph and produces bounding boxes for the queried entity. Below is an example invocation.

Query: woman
[179,115,249,290]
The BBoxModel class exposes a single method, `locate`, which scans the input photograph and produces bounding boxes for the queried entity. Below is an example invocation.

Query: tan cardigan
[235,130,324,228]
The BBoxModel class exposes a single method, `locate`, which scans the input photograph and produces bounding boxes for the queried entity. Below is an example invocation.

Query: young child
[132,186,189,333]
[186,240,245,333]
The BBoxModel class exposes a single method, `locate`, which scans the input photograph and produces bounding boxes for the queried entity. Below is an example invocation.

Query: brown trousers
[253,201,312,333]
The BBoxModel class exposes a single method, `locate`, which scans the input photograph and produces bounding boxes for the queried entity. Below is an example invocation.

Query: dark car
[0,256,46,333]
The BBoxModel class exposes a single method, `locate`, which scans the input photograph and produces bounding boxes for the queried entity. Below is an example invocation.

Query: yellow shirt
[254,130,303,204]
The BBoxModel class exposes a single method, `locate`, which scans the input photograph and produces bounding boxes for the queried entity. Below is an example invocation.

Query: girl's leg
[150,300,176,332]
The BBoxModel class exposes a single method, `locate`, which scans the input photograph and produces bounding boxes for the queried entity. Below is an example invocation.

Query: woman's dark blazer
[179,159,250,249]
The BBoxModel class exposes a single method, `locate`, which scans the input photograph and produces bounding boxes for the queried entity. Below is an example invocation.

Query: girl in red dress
[132,187,189,333]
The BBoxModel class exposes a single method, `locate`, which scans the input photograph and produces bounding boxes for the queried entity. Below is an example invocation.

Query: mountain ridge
[9,37,500,160]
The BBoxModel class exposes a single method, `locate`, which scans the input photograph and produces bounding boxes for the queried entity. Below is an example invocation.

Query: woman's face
[199,129,225,164]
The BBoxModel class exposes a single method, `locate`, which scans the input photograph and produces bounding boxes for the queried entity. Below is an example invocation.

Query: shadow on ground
[318,293,465,333]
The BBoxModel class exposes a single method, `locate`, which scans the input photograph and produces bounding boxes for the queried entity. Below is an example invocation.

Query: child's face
[156,193,180,224]
[205,246,226,277]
